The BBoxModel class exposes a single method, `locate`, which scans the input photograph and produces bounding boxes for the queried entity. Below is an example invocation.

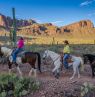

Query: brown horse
[0,46,41,78]
[83,54,95,77]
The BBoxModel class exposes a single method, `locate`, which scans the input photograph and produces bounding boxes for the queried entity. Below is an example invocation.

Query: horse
[0,46,41,78]
[83,54,95,77]
[43,50,84,79]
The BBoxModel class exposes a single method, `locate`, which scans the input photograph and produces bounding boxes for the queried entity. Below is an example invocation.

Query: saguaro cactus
[12,8,17,46]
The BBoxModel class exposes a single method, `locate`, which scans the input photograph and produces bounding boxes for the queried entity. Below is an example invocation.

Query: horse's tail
[35,52,41,72]
[79,57,84,72]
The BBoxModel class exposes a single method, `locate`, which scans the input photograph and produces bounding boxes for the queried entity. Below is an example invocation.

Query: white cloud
[36,20,42,23]
[51,20,64,25]
[80,0,95,6]
[33,19,64,25]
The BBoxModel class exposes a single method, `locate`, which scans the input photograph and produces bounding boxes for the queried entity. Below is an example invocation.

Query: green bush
[0,73,40,97]
[81,82,95,97]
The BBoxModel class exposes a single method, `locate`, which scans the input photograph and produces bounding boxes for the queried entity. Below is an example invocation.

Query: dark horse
[83,54,95,77]
[0,46,41,78]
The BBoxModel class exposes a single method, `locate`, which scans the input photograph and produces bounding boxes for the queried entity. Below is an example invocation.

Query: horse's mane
[47,50,59,56]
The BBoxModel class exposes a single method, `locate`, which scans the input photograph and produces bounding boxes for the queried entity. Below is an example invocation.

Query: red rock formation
[0,13,95,38]
[0,14,37,28]
[60,20,94,34]
[0,14,7,28]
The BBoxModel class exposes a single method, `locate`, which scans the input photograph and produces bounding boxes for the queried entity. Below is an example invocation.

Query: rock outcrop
[0,13,95,38]
[18,20,94,37]
[60,20,94,34]
[0,14,8,28]
[0,13,37,28]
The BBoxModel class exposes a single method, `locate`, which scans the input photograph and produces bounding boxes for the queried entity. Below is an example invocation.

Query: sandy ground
[0,63,95,97]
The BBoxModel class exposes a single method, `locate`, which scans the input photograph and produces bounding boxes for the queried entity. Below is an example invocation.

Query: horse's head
[43,50,50,60]
[83,54,90,64]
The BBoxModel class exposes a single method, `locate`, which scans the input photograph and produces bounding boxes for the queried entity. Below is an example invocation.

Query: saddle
[67,57,73,63]
[62,54,73,63]
[9,49,26,63]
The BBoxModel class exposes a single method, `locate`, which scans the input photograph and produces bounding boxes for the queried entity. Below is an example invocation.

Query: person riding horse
[0,43,41,78]
[63,40,71,69]
[12,37,24,64]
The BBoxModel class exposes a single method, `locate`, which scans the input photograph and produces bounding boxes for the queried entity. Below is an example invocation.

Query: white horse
[0,46,41,78]
[43,50,84,79]
[43,50,61,78]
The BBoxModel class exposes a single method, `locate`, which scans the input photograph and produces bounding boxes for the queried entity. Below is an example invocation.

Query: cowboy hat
[63,40,69,44]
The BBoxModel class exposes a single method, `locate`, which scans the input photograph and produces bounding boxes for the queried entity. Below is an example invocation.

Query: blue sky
[0,0,95,26]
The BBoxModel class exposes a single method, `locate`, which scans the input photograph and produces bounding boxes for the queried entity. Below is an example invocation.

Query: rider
[63,40,71,69]
[12,37,25,63]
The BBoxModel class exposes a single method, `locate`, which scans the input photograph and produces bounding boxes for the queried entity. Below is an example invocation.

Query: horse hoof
[39,70,42,73]
[70,77,74,80]
[55,75,59,79]
[52,72,55,75]
[55,73,60,79]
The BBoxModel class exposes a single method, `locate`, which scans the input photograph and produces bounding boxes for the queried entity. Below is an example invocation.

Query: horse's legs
[52,64,60,79]
[91,66,94,77]
[15,63,23,78]
[29,68,33,77]
[52,64,60,73]
[70,61,81,80]
[28,61,37,77]
[17,66,23,78]
[77,66,80,78]
[8,61,12,75]
[70,70,76,80]
[34,69,37,77]
[70,63,77,80]
[29,68,37,78]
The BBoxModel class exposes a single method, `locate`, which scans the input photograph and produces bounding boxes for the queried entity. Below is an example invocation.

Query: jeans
[63,54,70,69]
[12,48,23,62]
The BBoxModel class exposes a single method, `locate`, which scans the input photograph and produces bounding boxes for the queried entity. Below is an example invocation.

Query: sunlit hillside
[0,14,95,44]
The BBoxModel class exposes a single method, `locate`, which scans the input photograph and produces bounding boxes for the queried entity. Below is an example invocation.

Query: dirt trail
[0,64,95,97]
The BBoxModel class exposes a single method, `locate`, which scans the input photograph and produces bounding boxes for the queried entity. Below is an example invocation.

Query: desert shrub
[0,73,40,97]
[81,82,95,97]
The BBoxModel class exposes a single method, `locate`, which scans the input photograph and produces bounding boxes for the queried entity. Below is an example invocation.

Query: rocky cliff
[0,13,37,28]
[60,20,94,33]
[0,13,95,38]
[0,14,8,28]
[18,20,95,37]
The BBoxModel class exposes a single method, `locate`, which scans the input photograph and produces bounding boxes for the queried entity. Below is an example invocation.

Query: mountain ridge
[0,13,95,38]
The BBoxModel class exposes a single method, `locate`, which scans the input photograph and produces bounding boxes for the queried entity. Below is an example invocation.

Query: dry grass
[23,35,95,45]
[0,28,95,44]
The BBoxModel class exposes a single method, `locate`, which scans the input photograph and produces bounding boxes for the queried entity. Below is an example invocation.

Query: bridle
[44,50,61,63]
